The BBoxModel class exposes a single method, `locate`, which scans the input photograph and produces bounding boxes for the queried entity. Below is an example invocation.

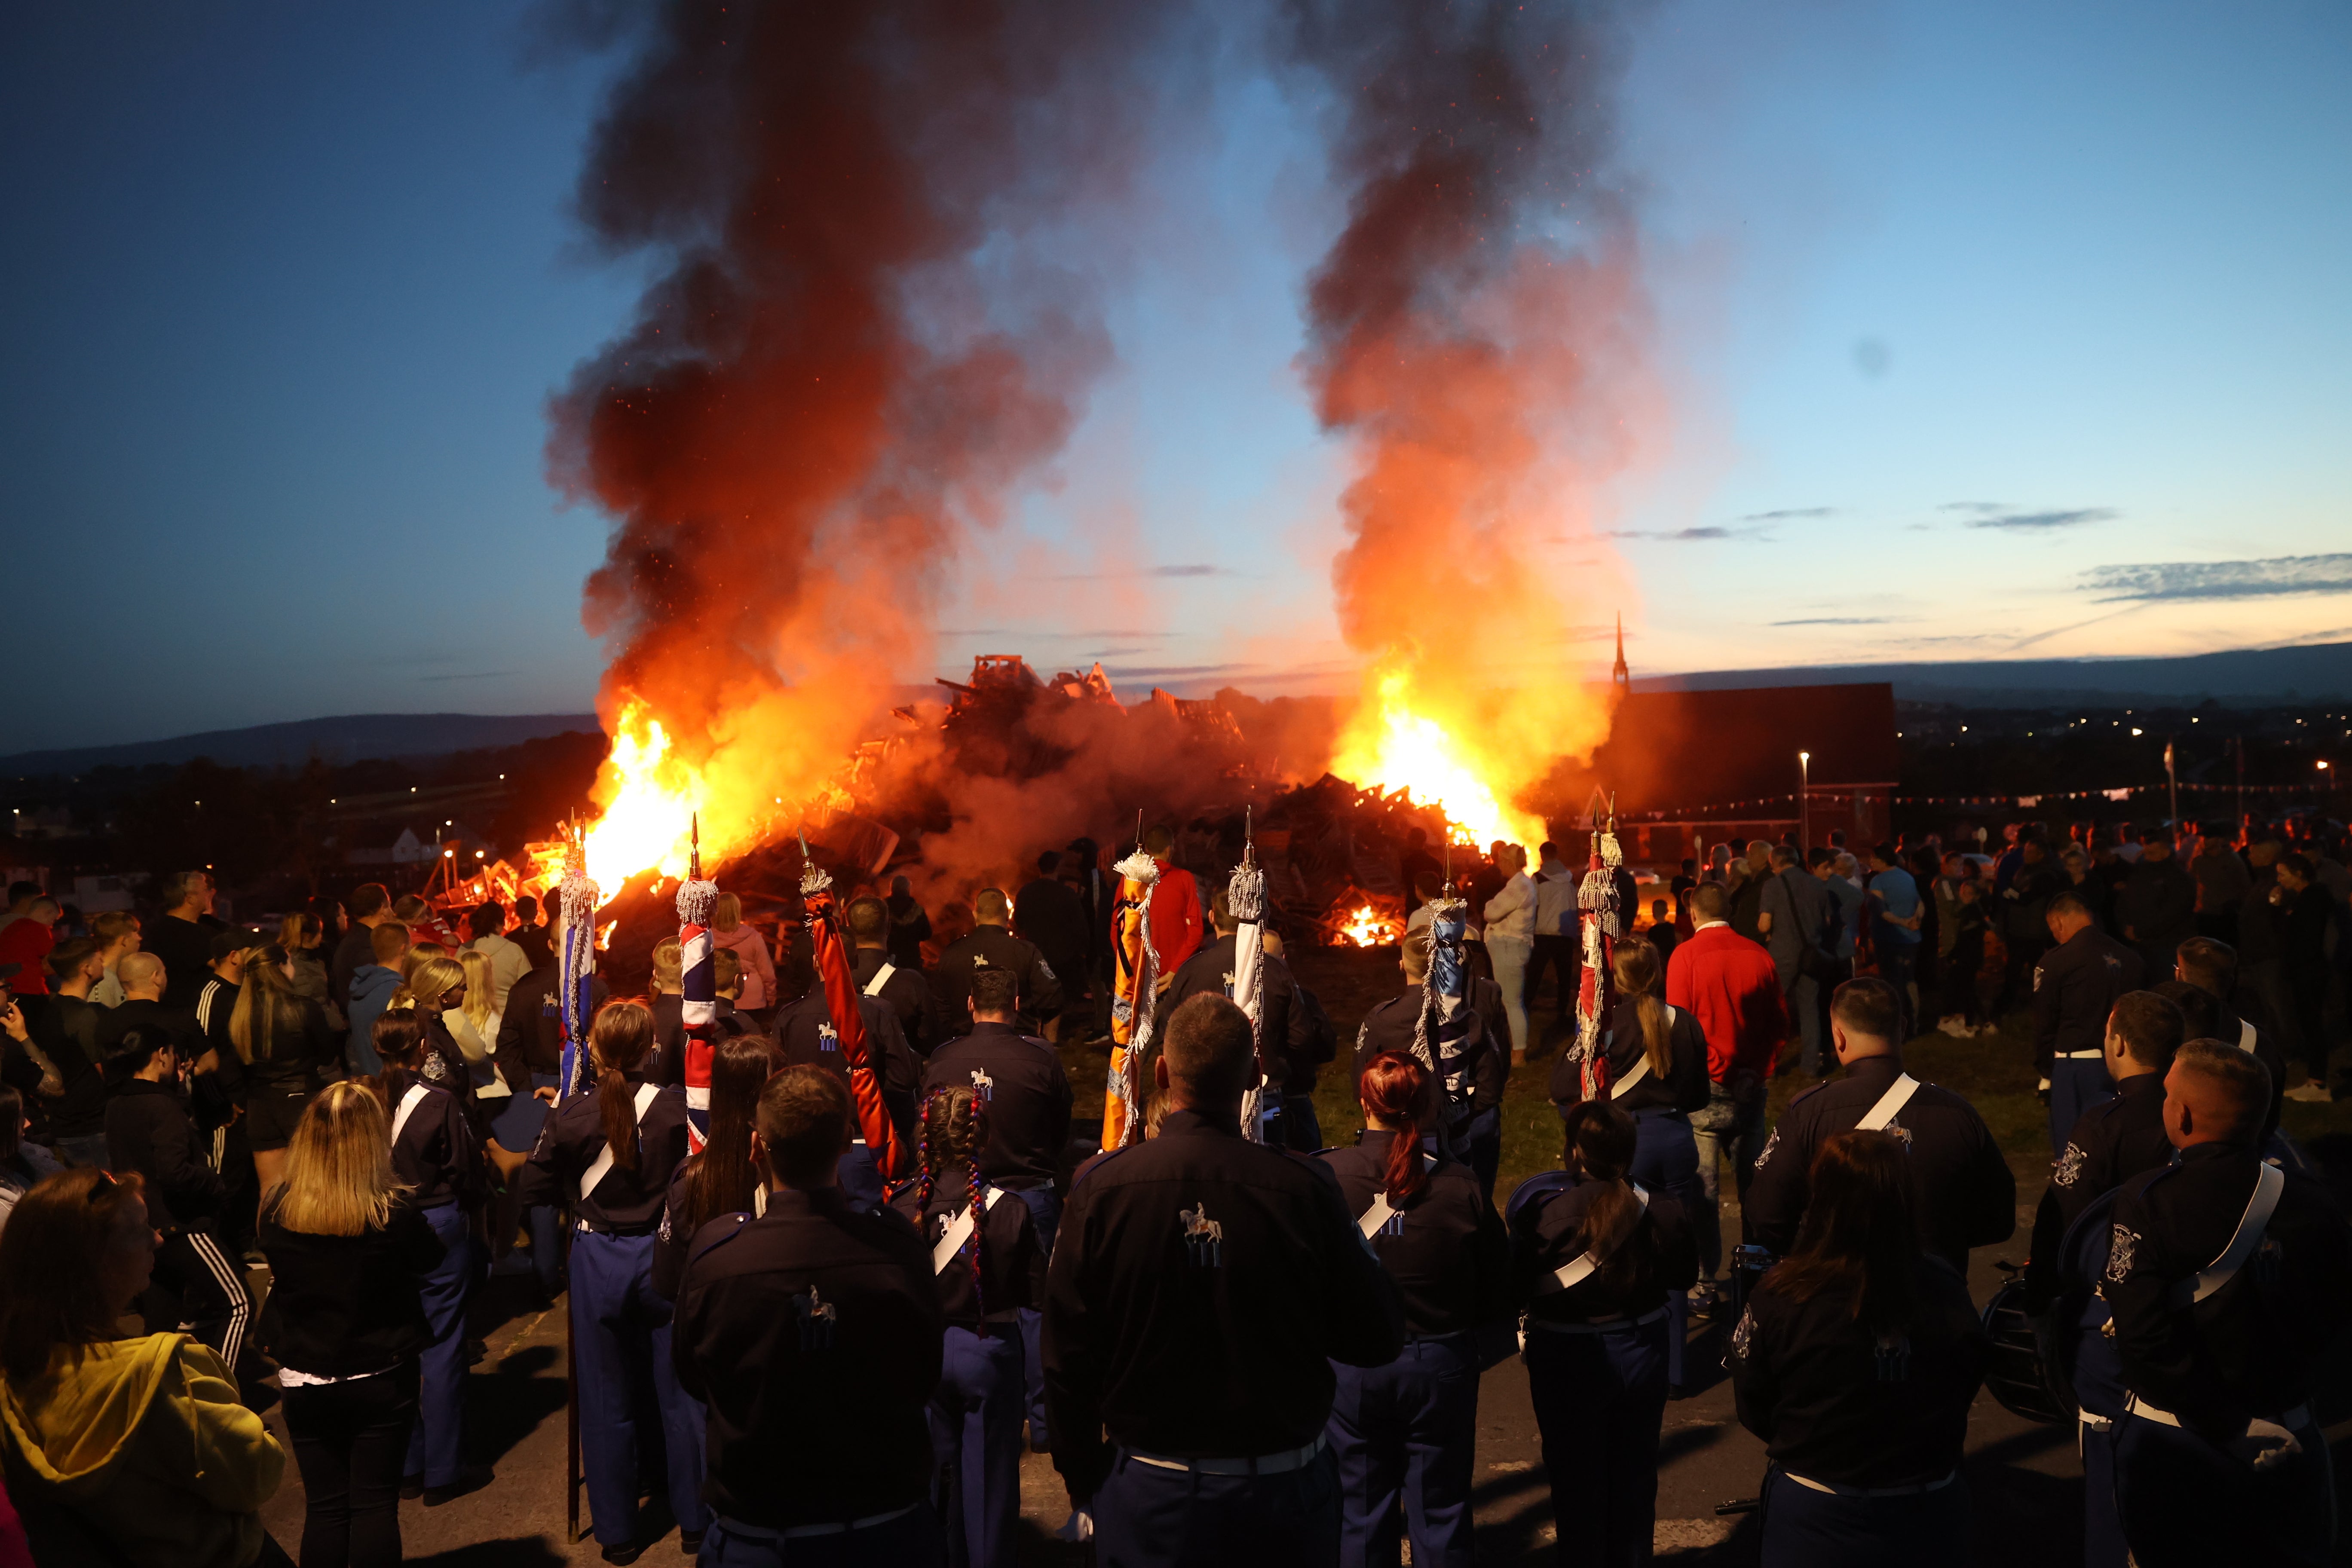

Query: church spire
[1611,614,1630,693]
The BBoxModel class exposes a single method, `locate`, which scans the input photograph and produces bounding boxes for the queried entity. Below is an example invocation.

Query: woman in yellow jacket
[0,1166,286,1567]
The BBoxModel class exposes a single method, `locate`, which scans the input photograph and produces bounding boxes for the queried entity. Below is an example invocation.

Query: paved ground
[246,945,2352,1563]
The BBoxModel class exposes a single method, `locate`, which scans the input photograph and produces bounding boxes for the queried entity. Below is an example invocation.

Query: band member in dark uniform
[2034,892,2144,1153]
[2104,1038,2352,1568]
[888,1086,1047,1568]
[652,1033,784,1300]
[1729,1130,1989,1567]
[1319,1052,1508,1567]
[1043,994,1405,1567]
[773,970,919,1210]
[1551,936,1710,1386]
[1745,978,2014,1276]
[1509,1099,1698,1568]
[1356,930,1508,1201]
[923,966,1072,1453]
[671,1065,946,1565]
[848,895,943,1060]
[934,888,1064,1038]
[517,1001,703,1564]
[2169,938,2288,1141]
[372,1010,488,1504]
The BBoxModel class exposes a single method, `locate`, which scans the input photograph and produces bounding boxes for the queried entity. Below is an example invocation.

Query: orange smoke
[1291,3,1652,841]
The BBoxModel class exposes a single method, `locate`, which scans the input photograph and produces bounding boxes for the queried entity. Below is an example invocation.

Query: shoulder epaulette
[1788,1081,1829,1109]
[1070,1144,1133,1190]
[689,1210,753,1262]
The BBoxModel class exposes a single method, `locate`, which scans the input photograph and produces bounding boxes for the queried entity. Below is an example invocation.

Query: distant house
[345,825,430,867]
[70,873,147,914]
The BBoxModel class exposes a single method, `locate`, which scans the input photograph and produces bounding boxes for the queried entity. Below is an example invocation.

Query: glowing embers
[1329,665,1550,853]
[1335,903,1402,948]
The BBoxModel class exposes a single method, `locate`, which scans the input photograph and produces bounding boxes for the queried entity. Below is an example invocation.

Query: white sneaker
[1056,1510,1093,1543]
[2283,1081,2334,1103]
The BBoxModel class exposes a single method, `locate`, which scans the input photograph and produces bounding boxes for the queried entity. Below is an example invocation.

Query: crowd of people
[0,804,2341,1568]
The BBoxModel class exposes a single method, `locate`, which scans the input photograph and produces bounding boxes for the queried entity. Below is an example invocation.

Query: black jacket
[496,965,607,1083]
[921,1023,1073,1188]
[1320,1131,1507,1338]
[1729,1255,1988,1488]
[1042,1107,1406,1499]
[1507,1170,1699,1328]
[1744,1055,2015,1273]
[257,1199,444,1378]
[774,987,919,1140]
[2031,924,2144,1078]
[851,947,943,1060]
[1012,876,1090,986]
[105,1077,224,1231]
[672,1187,943,1529]
[2026,1070,2172,1305]
[1162,932,1293,1090]
[887,1163,1049,1330]
[1354,984,1507,1135]
[517,1075,692,1234]
[934,925,1064,1035]
[1282,971,1338,1096]
[24,994,107,1138]
[1549,998,1710,1118]
[384,1072,485,1210]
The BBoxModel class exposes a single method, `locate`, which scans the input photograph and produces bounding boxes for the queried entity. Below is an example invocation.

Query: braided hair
[916,1086,990,1313]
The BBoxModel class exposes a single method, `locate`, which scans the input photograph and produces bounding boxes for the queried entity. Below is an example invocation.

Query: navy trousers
[931,1326,1023,1568]
[702,1508,943,1568]
[2049,1058,2114,1155]
[494,1073,562,1295]
[1093,1445,1341,1568]
[403,1202,475,1487]
[2114,1408,2334,1568]
[1524,1316,1669,1568]
[1005,1184,1061,1452]
[1758,1469,1968,1568]
[1327,1337,1478,1568]
[1628,1109,1701,1388]
[1284,1096,1324,1155]
[2069,1307,2128,1568]
[570,1229,709,1546]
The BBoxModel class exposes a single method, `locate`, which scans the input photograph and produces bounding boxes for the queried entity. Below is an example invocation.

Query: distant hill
[1634,641,2352,708]
[0,713,603,777]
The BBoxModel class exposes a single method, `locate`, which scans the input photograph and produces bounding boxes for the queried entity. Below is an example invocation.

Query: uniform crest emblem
[1037,958,1056,981]
[1753,1129,1779,1170]
[794,1286,837,1351]
[970,1067,995,1102]
[1873,1331,1912,1382]
[1883,1120,1914,1148]
[818,1022,839,1052]
[2053,1143,2085,1188]
[972,954,989,968]
[2106,1224,2140,1285]
[1179,1202,1224,1268]
[1730,1308,1755,1362]
[2103,955,2122,973]
[2032,965,2046,992]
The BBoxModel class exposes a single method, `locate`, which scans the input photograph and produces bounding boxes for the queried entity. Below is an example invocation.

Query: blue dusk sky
[4,1,2347,750]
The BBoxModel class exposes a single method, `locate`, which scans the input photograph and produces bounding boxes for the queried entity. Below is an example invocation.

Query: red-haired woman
[1508,1099,1698,1568]
[515,1002,703,1565]
[1727,1130,1985,1567]
[1316,1051,1508,1568]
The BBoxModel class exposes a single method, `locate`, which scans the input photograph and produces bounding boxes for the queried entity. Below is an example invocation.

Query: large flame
[1330,661,1577,854]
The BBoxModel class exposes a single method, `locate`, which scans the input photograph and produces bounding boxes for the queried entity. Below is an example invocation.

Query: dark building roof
[1545,682,1899,816]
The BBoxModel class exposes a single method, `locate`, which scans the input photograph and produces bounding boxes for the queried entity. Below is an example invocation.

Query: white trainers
[2283,1081,2334,1103]
[1056,1510,1094,1543]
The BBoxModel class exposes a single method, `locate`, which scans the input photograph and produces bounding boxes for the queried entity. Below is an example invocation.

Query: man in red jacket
[1666,881,1787,1289]
[1139,824,1203,985]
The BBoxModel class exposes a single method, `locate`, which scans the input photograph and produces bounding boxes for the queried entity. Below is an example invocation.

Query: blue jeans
[1327,1337,1478,1568]
[931,1327,1023,1568]
[1094,1443,1341,1568]
[1525,1316,1669,1568]
[569,1229,709,1545]
[403,1202,475,1487]
[49,1133,110,1171]
[1758,1467,1968,1568]
[1628,1110,1700,1387]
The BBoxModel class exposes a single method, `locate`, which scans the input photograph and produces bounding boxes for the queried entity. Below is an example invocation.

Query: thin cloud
[1964,507,2116,532]
[1770,617,1896,627]
[1939,501,2004,513]
[1047,563,1234,582]
[2083,554,2352,603]
[1741,506,1836,522]
[419,671,517,682]
[1608,525,1767,542]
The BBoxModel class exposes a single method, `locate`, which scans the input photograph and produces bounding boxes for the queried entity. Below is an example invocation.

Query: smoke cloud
[548,0,1173,857]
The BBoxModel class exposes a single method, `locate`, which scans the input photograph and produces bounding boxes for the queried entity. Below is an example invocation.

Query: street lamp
[1799,750,1811,854]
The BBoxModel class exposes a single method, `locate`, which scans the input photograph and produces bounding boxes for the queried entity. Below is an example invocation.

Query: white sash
[1856,1074,1921,1131]
[1355,1154,1436,1239]
[2175,1162,2285,1308]
[932,1187,1006,1274]
[1546,1183,1650,1292]
[389,1083,429,1148]
[864,963,897,998]
[2238,1019,2258,1056]
[1608,1006,1677,1099]
[579,1082,663,1203]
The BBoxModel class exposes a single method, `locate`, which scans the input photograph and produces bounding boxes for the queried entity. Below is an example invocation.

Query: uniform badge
[2032,966,2046,992]
[1730,1308,1755,1363]
[794,1286,837,1351]
[1873,1331,1912,1382]
[2103,955,2122,974]
[1753,1129,1779,1170]
[972,954,989,968]
[2105,1224,2140,1285]
[1037,958,1057,981]
[970,1067,995,1102]
[424,1053,449,1083]
[2053,1143,2085,1188]
[1883,1120,1914,1148]
[1179,1202,1224,1268]
[818,1022,839,1052]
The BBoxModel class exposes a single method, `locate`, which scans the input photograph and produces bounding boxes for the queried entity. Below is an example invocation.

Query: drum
[1980,1277,2070,1424]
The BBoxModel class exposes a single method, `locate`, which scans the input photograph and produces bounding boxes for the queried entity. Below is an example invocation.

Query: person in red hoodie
[1665,881,1786,1294]
[1139,825,1202,985]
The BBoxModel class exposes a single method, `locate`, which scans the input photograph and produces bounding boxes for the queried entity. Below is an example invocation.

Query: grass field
[1057,945,2352,1208]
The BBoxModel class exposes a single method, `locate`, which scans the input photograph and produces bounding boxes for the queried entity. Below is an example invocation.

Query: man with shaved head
[1043,993,1403,1565]
[2102,1038,2352,1565]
